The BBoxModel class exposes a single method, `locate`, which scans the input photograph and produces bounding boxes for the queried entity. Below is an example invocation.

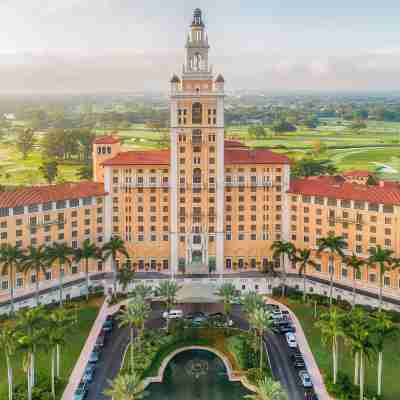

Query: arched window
[192,102,202,124]
[192,129,202,144]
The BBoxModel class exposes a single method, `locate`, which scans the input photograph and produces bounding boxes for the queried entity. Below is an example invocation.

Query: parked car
[102,320,113,333]
[277,323,295,334]
[185,311,206,320]
[88,350,100,364]
[162,309,183,319]
[73,380,88,400]
[82,363,96,383]
[95,332,105,347]
[285,332,298,348]
[191,315,207,326]
[299,370,313,388]
[291,353,305,368]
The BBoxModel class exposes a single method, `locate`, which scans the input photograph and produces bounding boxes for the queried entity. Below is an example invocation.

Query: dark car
[82,363,96,383]
[277,323,296,334]
[185,311,206,320]
[73,381,88,400]
[88,349,100,364]
[102,319,113,333]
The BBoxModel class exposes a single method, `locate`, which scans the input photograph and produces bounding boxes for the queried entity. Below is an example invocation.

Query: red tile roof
[93,135,120,145]
[342,170,372,178]
[102,147,289,167]
[0,182,107,209]
[224,148,290,165]
[289,176,400,205]
[102,150,170,166]
[224,140,248,149]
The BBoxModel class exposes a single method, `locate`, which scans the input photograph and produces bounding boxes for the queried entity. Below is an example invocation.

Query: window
[13,206,24,215]
[56,200,66,210]
[28,204,39,213]
[192,103,202,124]
[70,199,79,208]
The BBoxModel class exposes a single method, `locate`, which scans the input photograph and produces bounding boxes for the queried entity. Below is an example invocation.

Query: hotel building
[0,9,399,310]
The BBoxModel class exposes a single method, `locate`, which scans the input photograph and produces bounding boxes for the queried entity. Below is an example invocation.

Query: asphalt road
[87,304,309,400]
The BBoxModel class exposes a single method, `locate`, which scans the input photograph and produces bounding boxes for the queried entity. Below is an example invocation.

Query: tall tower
[170,9,225,276]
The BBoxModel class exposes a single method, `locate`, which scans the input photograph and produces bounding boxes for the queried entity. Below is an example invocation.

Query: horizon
[1,1,400,94]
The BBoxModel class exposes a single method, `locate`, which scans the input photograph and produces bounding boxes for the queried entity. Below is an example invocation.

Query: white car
[299,370,313,388]
[162,309,183,319]
[285,332,298,348]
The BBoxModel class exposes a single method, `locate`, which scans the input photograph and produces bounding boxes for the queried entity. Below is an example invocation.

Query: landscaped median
[119,326,268,392]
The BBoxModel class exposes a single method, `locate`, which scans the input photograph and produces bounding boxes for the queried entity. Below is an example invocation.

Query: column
[216,95,225,276]
[170,98,179,278]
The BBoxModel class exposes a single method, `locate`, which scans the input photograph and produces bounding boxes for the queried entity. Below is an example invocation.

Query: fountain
[146,349,251,399]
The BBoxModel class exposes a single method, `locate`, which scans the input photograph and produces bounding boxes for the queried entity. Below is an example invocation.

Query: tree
[242,291,264,316]
[131,283,153,301]
[367,245,394,311]
[315,306,345,384]
[39,160,58,184]
[249,307,273,371]
[117,299,150,373]
[371,311,398,396]
[16,128,35,159]
[102,236,129,294]
[217,282,236,324]
[21,245,50,306]
[292,158,337,178]
[117,264,135,293]
[343,254,365,307]
[41,128,65,159]
[157,280,181,330]
[0,324,18,400]
[104,372,145,400]
[73,239,101,301]
[317,234,347,306]
[0,244,24,315]
[270,241,296,297]
[46,243,73,306]
[294,249,316,302]
[244,376,288,400]
[77,164,93,180]
[47,307,76,385]
[342,307,375,400]
[16,306,46,398]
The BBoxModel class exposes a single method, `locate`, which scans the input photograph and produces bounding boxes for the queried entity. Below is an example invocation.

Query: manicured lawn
[286,301,400,400]
[0,297,103,399]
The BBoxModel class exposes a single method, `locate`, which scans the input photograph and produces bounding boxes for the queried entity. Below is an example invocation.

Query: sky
[1,0,400,93]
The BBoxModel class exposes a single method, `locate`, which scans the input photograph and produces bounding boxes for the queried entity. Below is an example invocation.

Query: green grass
[0,298,102,399]
[287,301,400,400]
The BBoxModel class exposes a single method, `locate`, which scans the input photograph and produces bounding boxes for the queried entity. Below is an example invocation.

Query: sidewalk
[267,298,332,400]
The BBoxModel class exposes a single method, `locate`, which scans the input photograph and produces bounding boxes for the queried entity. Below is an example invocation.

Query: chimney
[379,181,385,188]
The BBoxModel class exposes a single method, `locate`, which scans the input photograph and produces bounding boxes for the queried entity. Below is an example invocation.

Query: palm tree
[104,372,145,400]
[270,241,296,297]
[47,307,76,379]
[244,376,288,400]
[294,249,316,302]
[217,282,236,324]
[343,254,365,308]
[16,306,46,398]
[371,311,398,396]
[317,234,347,306]
[117,264,135,293]
[21,245,50,307]
[0,244,24,315]
[157,280,181,330]
[249,307,273,372]
[315,306,345,384]
[242,291,264,316]
[102,236,129,294]
[46,243,73,306]
[117,299,150,373]
[367,245,394,311]
[0,323,18,400]
[131,283,153,301]
[73,239,101,301]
